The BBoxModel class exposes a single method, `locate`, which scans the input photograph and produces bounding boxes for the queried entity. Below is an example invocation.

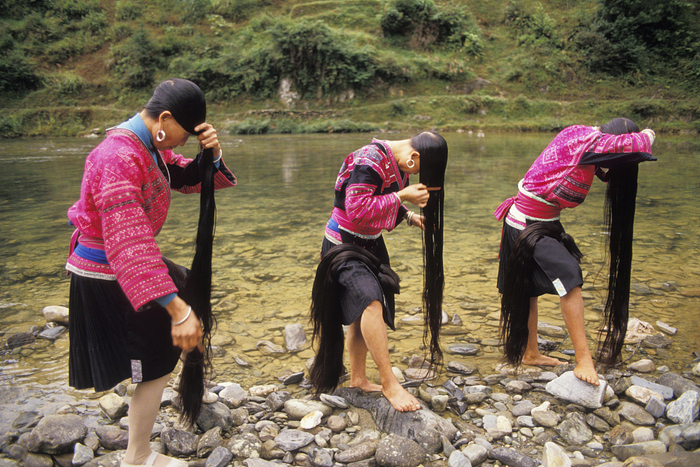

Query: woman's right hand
[397,183,430,208]
[166,297,203,352]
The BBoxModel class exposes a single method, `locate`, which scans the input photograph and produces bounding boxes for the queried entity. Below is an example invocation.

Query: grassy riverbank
[1,0,699,137]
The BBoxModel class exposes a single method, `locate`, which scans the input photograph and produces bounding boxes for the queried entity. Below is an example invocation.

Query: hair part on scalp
[413,131,448,371]
[144,78,207,135]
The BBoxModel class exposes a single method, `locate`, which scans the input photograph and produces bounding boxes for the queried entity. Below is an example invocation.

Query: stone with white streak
[545,372,607,409]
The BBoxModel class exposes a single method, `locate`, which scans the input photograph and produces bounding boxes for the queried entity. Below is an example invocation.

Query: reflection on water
[1,133,699,430]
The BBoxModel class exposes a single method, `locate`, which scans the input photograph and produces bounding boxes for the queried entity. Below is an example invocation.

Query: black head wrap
[144,79,206,135]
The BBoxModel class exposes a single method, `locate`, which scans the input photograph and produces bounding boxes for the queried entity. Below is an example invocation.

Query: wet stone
[617,401,656,426]
[205,447,232,467]
[274,429,314,451]
[665,390,700,425]
[610,440,667,461]
[630,375,674,400]
[448,344,479,356]
[545,371,607,409]
[375,434,426,467]
[334,441,377,463]
[491,446,537,467]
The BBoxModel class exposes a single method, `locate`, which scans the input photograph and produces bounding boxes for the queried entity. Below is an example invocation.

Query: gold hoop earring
[156,130,166,142]
[406,158,415,168]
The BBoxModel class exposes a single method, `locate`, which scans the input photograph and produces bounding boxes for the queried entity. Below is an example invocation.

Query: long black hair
[309,244,400,393]
[413,131,448,370]
[500,223,583,364]
[597,117,640,366]
[146,79,215,426]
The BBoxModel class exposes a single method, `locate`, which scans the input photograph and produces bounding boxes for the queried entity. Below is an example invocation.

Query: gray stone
[205,446,233,467]
[94,425,128,451]
[11,411,41,432]
[656,373,700,398]
[72,443,94,466]
[319,393,348,409]
[538,321,566,338]
[626,385,663,405]
[655,321,677,335]
[630,376,674,399]
[197,401,233,432]
[25,453,53,467]
[308,446,333,467]
[219,383,248,408]
[266,391,291,412]
[197,426,223,458]
[555,413,592,446]
[542,442,571,467]
[335,441,377,463]
[658,425,684,447]
[37,325,66,340]
[532,409,560,428]
[666,390,699,425]
[545,371,607,409]
[490,446,537,467]
[161,427,198,457]
[448,344,479,356]
[512,400,536,417]
[336,387,457,454]
[375,434,426,467]
[230,407,248,426]
[446,361,477,375]
[274,429,314,451]
[5,332,35,349]
[617,401,655,426]
[680,422,700,450]
[284,323,306,351]
[461,443,488,465]
[256,340,285,355]
[584,413,610,433]
[25,414,87,454]
[610,440,667,461]
[42,305,69,326]
[505,380,532,394]
[632,427,655,443]
[228,433,263,459]
[645,395,667,418]
[516,416,534,428]
[448,450,472,467]
[283,399,332,420]
[628,358,656,373]
[255,420,280,442]
[243,459,280,467]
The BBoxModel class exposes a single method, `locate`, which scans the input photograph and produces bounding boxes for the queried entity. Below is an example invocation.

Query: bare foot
[522,351,565,367]
[574,360,600,386]
[350,378,382,393]
[382,384,421,412]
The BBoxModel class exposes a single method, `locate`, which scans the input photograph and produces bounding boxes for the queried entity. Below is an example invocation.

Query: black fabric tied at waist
[317,243,401,329]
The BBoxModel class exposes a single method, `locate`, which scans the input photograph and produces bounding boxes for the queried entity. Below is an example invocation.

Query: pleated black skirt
[68,274,181,392]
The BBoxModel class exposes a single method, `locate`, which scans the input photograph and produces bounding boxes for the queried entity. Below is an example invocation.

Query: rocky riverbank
[1,309,700,467]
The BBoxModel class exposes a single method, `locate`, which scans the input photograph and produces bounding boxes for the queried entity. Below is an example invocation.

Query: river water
[0,132,698,431]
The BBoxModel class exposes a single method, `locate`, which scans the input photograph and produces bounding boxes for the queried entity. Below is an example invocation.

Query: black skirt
[68,274,181,392]
[321,236,396,330]
[497,220,583,298]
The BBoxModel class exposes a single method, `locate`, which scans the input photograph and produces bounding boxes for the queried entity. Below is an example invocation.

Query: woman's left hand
[195,123,221,156]
[410,214,426,231]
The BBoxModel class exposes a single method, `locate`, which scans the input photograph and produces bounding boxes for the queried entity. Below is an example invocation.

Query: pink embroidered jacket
[325,140,409,242]
[66,128,236,311]
[494,125,654,226]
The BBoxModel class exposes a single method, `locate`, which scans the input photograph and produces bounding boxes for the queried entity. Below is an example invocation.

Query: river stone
[335,387,458,454]
[666,390,699,425]
[610,440,667,461]
[243,459,280,467]
[491,447,537,467]
[461,443,488,465]
[161,427,197,456]
[300,410,324,429]
[12,411,42,432]
[655,321,677,335]
[197,427,223,458]
[37,325,66,340]
[72,443,94,466]
[320,393,349,409]
[94,425,128,451]
[512,400,536,417]
[256,340,285,355]
[630,376,674,400]
[25,453,53,467]
[542,441,571,467]
[42,306,69,326]
[197,401,233,432]
[284,399,332,420]
[98,393,127,420]
[205,446,233,467]
[645,395,667,418]
[334,440,377,463]
[219,383,248,408]
[326,415,347,433]
[432,395,449,412]
[545,371,607,409]
[584,413,610,432]
[284,323,306,351]
[617,401,655,426]
[274,429,314,451]
[448,344,479,356]
[5,332,35,349]
[308,445,333,467]
[80,449,121,467]
[555,413,592,446]
[249,384,277,398]
[25,414,87,454]
[266,390,291,412]
[446,361,477,375]
[632,427,655,444]
[628,358,656,373]
[375,434,426,467]
[531,407,560,428]
[625,385,663,405]
[228,433,263,459]
[448,450,472,467]
[657,373,700,398]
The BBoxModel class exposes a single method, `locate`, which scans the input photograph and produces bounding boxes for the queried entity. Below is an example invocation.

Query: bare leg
[351,300,421,412]
[560,286,599,385]
[522,297,565,367]
[123,374,184,467]
[346,318,382,392]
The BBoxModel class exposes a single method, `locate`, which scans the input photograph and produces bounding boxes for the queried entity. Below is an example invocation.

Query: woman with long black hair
[310,131,447,412]
[66,79,236,467]
[494,118,655,385]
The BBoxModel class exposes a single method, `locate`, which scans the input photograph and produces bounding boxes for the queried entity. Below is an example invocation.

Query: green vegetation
[0,0,698,137]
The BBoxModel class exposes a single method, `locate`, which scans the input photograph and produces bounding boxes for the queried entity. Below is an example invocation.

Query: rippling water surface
[0,132,698,431]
